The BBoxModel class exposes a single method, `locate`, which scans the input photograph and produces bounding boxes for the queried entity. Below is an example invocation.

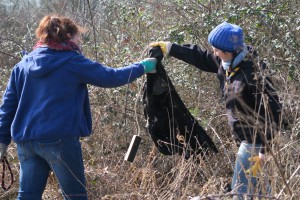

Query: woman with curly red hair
[0,15,156,200]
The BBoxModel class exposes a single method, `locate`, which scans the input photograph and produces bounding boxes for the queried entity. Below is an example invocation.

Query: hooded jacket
[0,47,145,145]
[169,43,282,152]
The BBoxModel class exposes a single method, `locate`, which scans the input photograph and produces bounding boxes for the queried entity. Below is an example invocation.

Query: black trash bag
[143,47,218,159]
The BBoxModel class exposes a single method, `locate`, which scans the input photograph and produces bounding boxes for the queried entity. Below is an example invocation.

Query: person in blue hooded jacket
[150,22,282,199]
[0,15,156,200]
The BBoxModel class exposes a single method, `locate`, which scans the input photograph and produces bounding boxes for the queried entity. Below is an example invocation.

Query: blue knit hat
[208,22,244,53]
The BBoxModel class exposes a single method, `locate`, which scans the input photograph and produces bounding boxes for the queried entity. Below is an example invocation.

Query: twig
[277,164,300,198]
[0,50,19,60]
[189,192,279,200]
[86,0,98,60]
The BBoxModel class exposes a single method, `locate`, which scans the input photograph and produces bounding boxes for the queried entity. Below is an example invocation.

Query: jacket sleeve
[252,77,282,130]
[248,75,282,154]
[169,43,220,73]
[0,70,18,145]
[69,55,145,87]
[264,77,282,127]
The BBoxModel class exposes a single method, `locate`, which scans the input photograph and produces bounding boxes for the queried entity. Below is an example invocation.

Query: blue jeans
[16,137,88,200]
[231,141,262,199]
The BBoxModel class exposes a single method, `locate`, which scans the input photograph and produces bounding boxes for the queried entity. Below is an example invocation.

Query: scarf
[33,40,82,54]
[222,45,249,71]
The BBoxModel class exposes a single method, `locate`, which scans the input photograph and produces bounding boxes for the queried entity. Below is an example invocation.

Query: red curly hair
[35,15,86,43]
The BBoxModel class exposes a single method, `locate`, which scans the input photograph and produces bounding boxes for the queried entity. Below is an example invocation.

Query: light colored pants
[231,141,270,200]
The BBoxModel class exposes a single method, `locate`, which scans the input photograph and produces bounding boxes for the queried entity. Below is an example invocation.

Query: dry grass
[1,70,300,200]
[0,1,299,199]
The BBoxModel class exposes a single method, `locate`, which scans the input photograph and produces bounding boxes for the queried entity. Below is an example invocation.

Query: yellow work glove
[149,41,172,56]
[245,156,263,177]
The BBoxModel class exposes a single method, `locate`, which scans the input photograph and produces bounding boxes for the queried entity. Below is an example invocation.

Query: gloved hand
[149,41,172,55]
[140,58,157,73]
[0,143,8,161]
[245,154,265,177]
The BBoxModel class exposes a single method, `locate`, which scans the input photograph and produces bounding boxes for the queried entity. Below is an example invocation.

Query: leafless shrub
[0,0,299,199]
